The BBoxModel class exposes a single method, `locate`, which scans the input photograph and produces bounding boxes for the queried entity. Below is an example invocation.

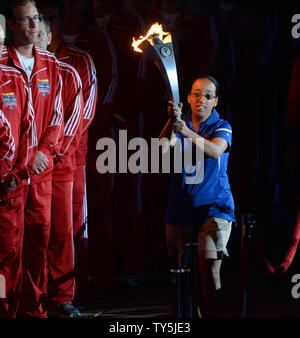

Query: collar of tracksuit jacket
[4,42,50,84]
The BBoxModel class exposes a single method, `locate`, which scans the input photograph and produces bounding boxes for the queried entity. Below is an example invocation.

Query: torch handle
[169,99,181,147]
[170,120,178,147]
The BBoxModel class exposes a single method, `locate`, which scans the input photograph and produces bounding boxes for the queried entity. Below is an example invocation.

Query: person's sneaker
[51,302,81,318]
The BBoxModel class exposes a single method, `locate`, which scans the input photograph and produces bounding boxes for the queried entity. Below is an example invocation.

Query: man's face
[36,21,51,50]
[187,78,218,122]
[0,25,5,58]
[10,2,40,45]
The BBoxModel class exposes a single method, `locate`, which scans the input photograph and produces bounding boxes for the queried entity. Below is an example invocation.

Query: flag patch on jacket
[1,92,17,110]
[37,79,51,96]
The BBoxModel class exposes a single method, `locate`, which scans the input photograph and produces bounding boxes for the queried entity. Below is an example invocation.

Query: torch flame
[132,22,172,53]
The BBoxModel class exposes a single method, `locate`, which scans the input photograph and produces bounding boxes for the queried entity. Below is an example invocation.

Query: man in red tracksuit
[59,0,119,292]
[36,16,84,317]
[1,0,64,317]
[48,61,83,317]
[0,22,34,318]
[37,0,98,299]
[0,65,33,318]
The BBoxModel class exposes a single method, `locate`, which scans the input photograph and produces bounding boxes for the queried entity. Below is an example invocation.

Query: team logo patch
[37,79,51,96]
[1,92,17,110]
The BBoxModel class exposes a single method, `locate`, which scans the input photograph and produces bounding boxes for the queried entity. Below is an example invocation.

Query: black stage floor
[76,212,300,319]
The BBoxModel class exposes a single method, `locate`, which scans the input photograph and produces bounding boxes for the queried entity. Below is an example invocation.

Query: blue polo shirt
[166,108,236,227]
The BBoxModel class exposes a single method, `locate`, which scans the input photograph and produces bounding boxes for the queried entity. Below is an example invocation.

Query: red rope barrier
[230,206,300,317]
[254,202,300,276]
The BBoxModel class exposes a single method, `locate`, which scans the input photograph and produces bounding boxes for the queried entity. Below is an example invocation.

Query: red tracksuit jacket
[0,44,64,184]
[0,64,32,194]
[63,25,119,137]
[52,61,84,182]
[55,41,98,166]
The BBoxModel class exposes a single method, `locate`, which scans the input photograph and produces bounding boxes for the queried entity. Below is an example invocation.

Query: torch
[132,23,180,147]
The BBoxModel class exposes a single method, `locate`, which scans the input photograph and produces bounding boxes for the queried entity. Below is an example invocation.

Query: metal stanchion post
[170,267,191,318]
[171,242,201,318]
[240,214,255,318]
[240,215,247,318]
[183,243,199,318]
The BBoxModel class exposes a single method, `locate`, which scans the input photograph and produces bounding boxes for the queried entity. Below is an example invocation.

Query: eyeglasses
[15,13,43,25]
[189,92,216,100]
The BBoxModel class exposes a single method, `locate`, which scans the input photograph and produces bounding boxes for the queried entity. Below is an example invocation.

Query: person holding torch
[160,75,235,318]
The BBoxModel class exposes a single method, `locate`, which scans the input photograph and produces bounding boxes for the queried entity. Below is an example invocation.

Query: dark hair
[40,14,51,34]
[192,75,220,97]
[5,0,37,21]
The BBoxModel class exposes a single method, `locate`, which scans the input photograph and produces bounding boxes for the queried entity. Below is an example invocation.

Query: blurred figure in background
[59,0,121,297]
[122,0,158,27]
[149,0,218,102]
[86,0,149,289]
[213,1,280,216]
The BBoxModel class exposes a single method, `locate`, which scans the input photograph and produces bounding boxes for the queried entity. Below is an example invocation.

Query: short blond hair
[5,0,37,21]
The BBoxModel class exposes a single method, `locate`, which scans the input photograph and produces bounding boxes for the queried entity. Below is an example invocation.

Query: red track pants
[0,188,24,318]
[47,181,75,308]
[18,181,52,318]
[72,165,89,295]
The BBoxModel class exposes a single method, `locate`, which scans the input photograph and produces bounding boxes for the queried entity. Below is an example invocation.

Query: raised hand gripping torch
[132,23,180,147]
